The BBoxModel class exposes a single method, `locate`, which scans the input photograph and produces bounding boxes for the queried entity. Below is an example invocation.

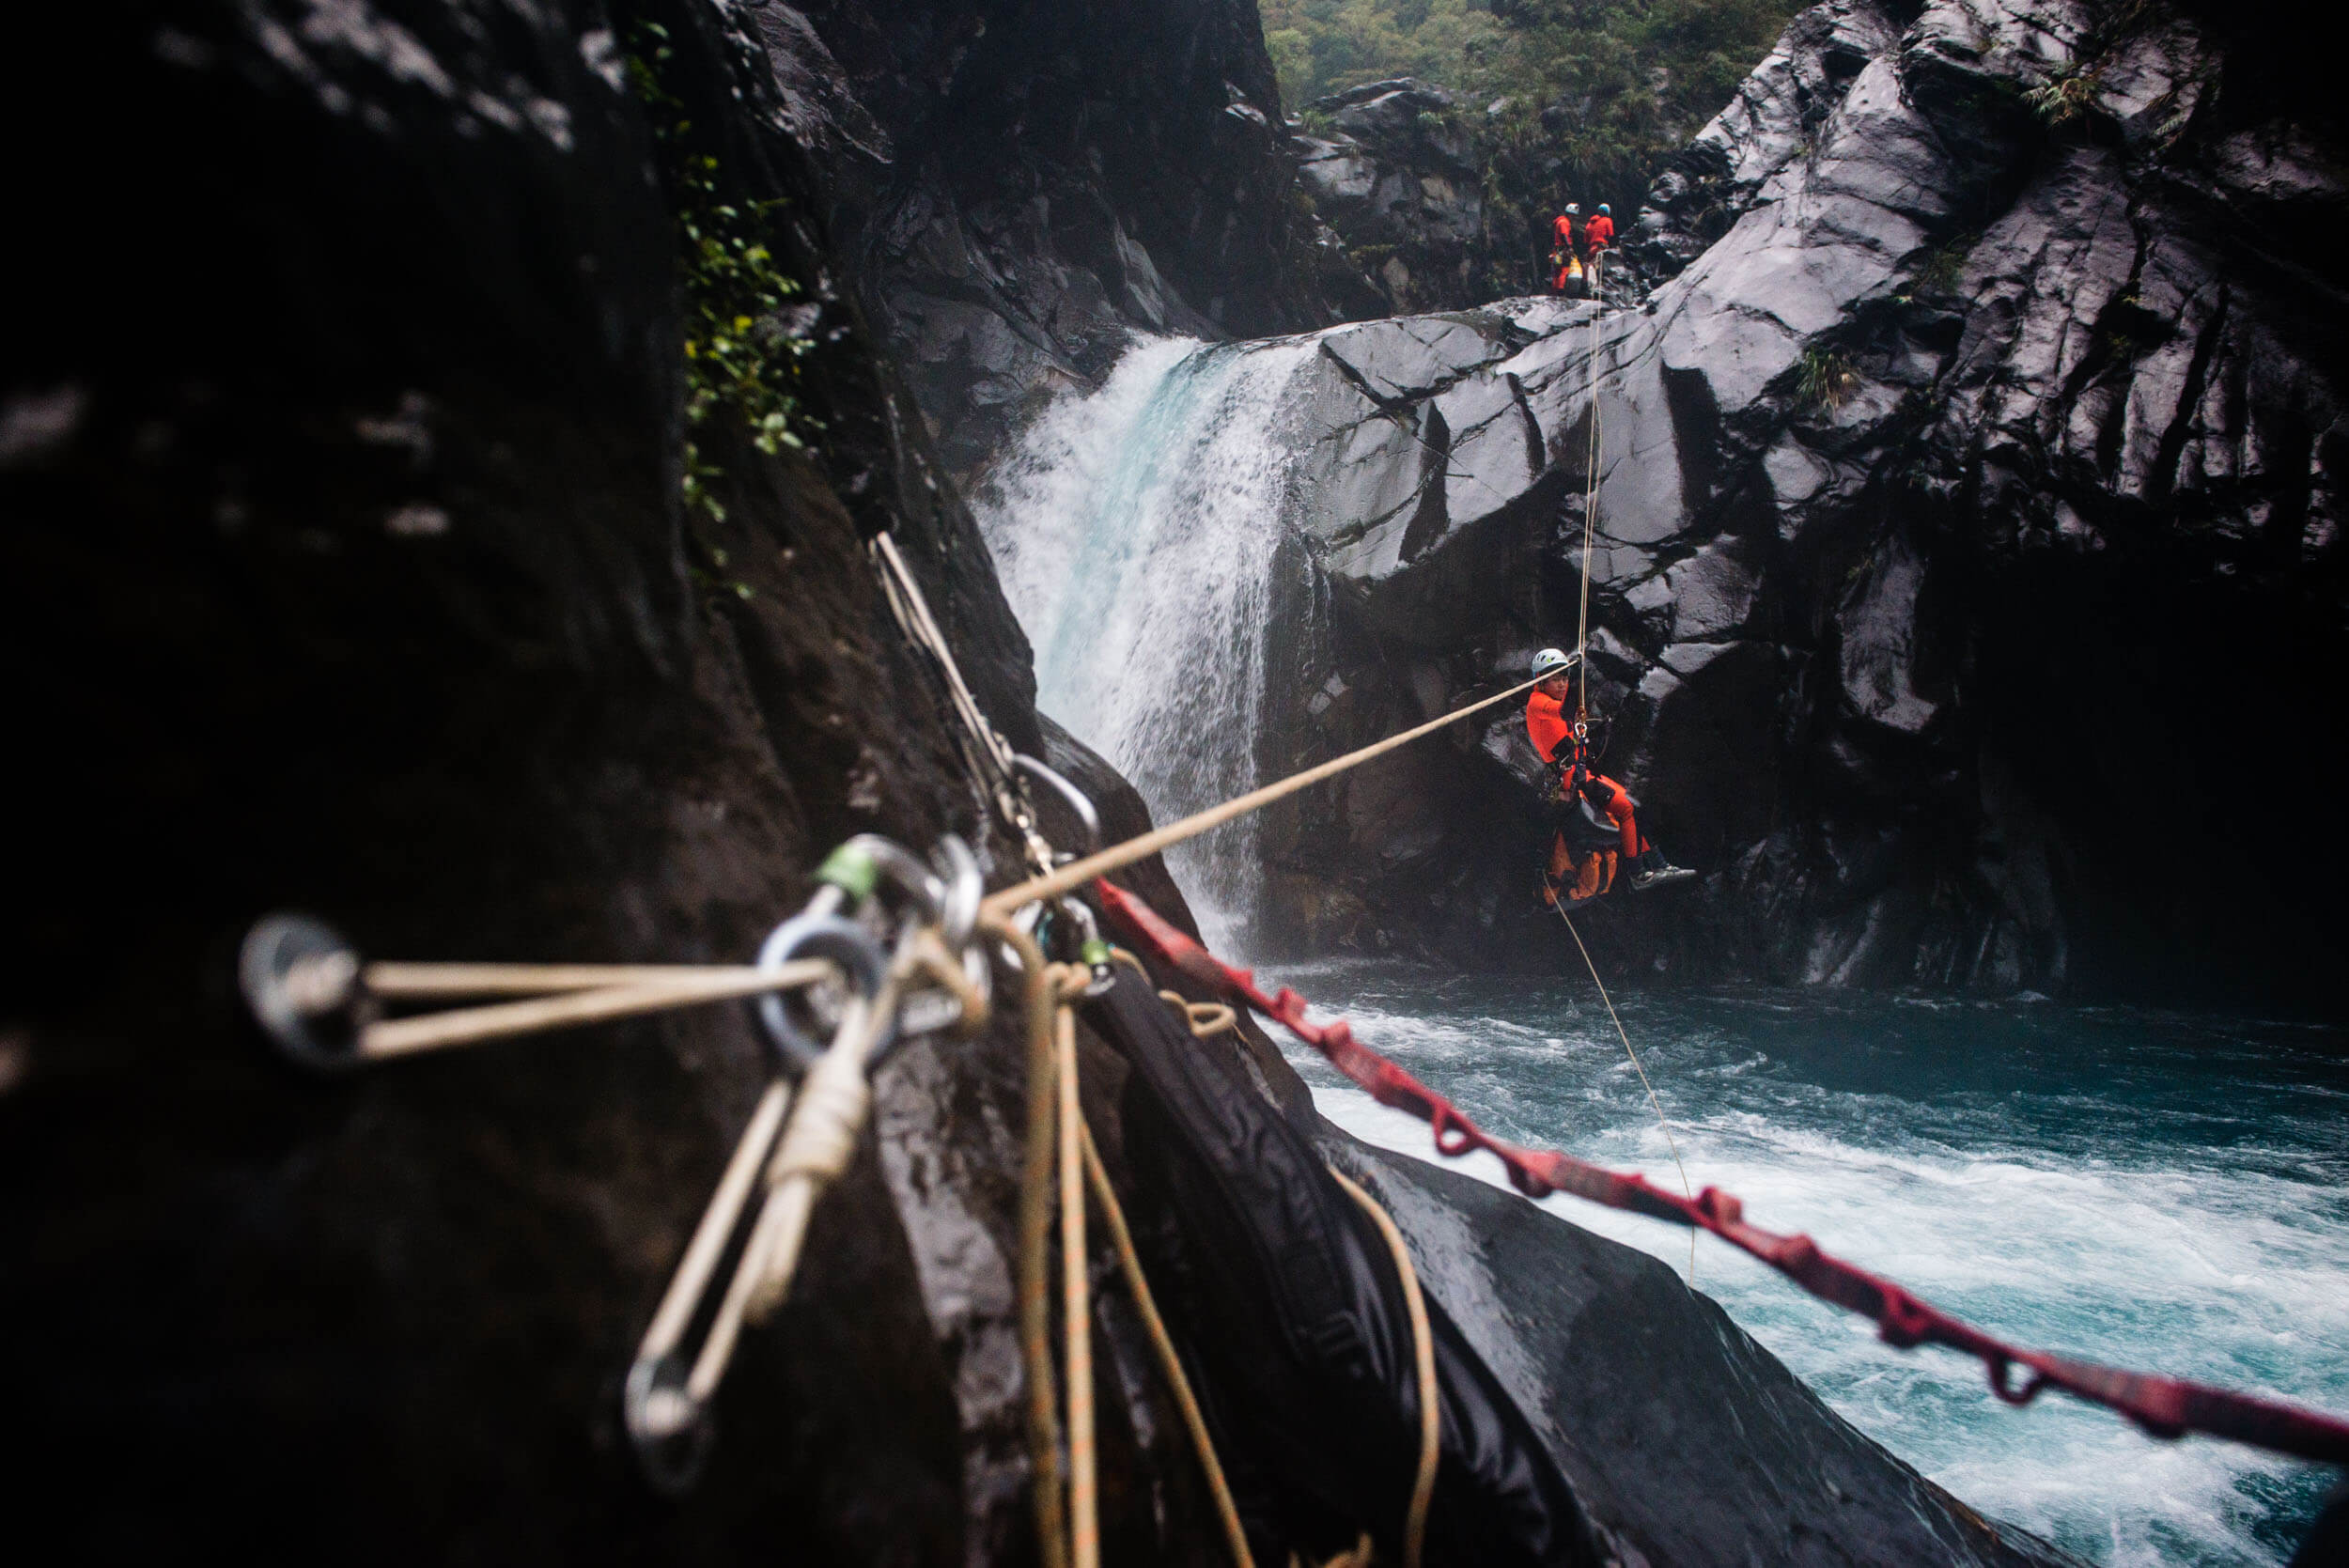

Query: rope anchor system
[241,831,1000,1494]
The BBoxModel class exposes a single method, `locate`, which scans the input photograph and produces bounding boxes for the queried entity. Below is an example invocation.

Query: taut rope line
[981,674,1544,919]
[1575,288,1603,722]
[1557,908,1696,1283]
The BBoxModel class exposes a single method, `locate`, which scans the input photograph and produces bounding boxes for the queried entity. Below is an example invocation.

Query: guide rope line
[1556,272,1697,1278]
[984,913,1071,1568]
[981,674,1545,919]
[1326,1166,1439,1568]
[1095,877,2349,1468]
[1576,271,1604,722]
[1081,1115,1257,1568]
[872,532,1059,876]
[1557,906,1696,1283]
[1052,962,1103,1568]
[239,914,842,1067]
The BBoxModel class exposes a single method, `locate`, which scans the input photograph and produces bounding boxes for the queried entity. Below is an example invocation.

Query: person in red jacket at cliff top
[1583,204,1616,292]
[1550,204,1579,293]
[1525,647,1694,895]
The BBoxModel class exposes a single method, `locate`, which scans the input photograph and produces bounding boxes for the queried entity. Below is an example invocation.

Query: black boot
[1628,848,1695,891]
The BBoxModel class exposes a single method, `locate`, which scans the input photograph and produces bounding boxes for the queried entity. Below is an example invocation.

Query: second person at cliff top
[1551,204,1581,293]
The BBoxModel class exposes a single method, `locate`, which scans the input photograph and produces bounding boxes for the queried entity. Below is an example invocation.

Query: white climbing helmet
[1531,647,1577,680]
[1564,203,1581,215]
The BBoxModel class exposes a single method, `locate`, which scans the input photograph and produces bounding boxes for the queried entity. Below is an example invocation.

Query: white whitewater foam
[1283,984,2348,1567]
[973,334,1323,950]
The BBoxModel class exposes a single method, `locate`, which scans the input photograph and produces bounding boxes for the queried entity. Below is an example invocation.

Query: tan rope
[363,960,800,997]
[1556,909,1696,1284]
[1078,1119,1256,1568]
[874,533,1057,875]
[1158,990,1238,1038]
[1576,272,1604,722]
[983,914,1068,1568]
[909,927,989,1034]
[628,1077,794,1431]
[359,960,833,1059]
[676,962,905,1413]
[1052,966,1101,1568]
[981,675,1544,919]
[1326,1167,1439,1568]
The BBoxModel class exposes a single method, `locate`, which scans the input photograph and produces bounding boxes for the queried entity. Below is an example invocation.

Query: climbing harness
[1096,876,2349,1467]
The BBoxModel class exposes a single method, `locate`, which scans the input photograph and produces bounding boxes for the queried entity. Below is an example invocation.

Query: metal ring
[930,835,982,950]
[843,834,944,924]
[754,912,889,1072]
[624,1354,715,1496]
[1013,754,1101,857]
[240,913,376,1071]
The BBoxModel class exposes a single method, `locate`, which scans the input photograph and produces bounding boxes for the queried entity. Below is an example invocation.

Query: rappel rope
[1557,907,1696,1282]
[1575,262,1602,717]
[1558,256,1697,1280]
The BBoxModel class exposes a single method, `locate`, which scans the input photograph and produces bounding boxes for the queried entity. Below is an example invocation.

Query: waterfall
[974,334,1323,950]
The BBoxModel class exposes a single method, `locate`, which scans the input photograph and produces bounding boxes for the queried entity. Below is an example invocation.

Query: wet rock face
[1252,0,2349,1002]
[0,0,1164,1559]
[1318,1133,2077,1568]
[1296,79,1487,315]
[756,0,1368,477]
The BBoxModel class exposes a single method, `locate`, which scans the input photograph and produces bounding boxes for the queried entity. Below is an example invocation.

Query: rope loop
[1986,1355,2049,1407]
[1158,990,1237,1038]
[1429,1105,1477,1158]
[767,1044,871,1187]
[1876,1288,1934,1349]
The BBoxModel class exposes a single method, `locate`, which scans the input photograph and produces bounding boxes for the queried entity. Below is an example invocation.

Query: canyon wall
[1243,0,2348,1003]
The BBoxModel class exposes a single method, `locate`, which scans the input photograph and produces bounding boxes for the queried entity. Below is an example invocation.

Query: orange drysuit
[1526,687,1648,860]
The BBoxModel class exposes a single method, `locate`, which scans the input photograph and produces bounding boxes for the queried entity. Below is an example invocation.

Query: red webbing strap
[1095,878,2349,1467]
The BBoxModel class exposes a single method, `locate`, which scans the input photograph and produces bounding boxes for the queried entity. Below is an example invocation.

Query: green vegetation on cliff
[1264,0,1801,212]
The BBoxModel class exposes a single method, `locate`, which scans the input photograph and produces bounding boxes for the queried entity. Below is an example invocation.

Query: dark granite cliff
[746,0,1380,475]
[1244,0,2349,1006]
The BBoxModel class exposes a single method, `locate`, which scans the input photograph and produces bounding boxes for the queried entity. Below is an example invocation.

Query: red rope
[1095,878,2349,1467]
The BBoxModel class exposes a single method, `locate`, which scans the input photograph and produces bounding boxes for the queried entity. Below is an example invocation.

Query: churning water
[973,334,1323,948]
[977,336,2347,1564]
[1273,963,2349,1566]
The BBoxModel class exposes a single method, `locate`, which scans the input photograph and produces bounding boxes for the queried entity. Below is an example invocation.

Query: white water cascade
[973,334,1323,949]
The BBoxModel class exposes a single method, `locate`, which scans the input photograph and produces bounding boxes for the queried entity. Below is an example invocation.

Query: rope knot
[771,1048,871,1186]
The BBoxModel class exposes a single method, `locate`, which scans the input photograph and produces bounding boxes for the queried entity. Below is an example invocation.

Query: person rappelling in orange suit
[1550,204,1583,294]
[1525,647,1693,906]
